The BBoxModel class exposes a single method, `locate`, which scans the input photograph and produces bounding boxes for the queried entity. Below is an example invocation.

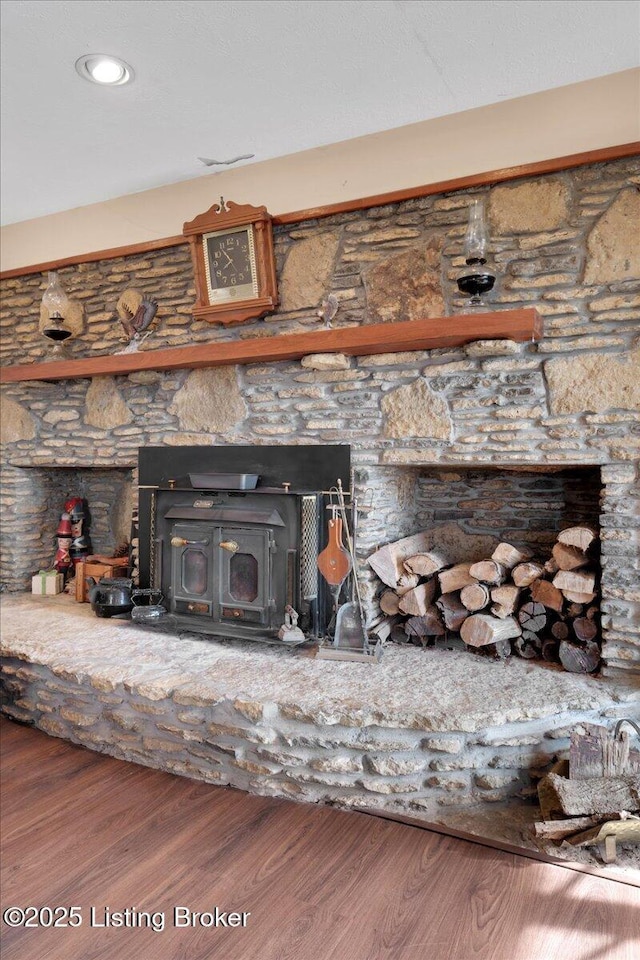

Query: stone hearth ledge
[2,595,636,730]
[2,595,638,820]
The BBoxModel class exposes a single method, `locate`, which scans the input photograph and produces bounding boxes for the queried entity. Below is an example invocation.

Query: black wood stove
[137,445,351,644]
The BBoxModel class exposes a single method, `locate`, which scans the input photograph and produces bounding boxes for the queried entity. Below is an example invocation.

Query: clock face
[204,226,258,303]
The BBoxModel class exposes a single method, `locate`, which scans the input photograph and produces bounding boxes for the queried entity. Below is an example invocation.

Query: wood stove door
[170,523,215,617]
[215,526,272,627]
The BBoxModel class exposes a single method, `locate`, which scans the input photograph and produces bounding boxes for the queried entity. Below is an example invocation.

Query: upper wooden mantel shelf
[0,309,541,384]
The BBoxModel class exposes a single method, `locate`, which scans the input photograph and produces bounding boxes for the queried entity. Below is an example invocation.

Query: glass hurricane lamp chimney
[463,199,489,263]
[456,197,496,308]
[42,271,70,319]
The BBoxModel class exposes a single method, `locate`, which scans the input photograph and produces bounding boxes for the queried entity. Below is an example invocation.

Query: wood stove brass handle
[170,536,210,547]
[219,540,239,553]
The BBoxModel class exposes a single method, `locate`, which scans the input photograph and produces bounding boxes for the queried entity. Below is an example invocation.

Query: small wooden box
[75,555,129,602]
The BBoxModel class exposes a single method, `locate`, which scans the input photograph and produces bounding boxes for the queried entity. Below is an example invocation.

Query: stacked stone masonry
[1,156,639,679]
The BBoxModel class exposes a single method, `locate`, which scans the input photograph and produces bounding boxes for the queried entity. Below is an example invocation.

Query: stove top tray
[189,472,259,490]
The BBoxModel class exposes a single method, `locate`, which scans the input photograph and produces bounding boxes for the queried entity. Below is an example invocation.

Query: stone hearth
[2,594,638,821]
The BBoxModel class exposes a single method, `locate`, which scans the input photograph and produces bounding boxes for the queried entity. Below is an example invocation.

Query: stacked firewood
[534,722,640,863]
[367,525,601,672]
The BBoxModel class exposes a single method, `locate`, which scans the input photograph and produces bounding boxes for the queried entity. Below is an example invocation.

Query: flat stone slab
[2,595,637,732]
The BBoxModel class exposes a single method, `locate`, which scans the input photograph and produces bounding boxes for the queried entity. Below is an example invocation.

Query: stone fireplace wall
[1,155,639,673]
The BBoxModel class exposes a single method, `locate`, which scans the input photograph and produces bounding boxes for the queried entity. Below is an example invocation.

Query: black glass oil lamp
[456,199,496,308]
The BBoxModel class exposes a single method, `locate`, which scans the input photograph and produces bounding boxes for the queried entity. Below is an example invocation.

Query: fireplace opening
[1,463,135,591]
[357,464,605,673]
[356,465,602,560]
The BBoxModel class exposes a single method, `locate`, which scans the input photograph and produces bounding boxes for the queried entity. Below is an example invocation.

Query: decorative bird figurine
[116,289,158,342]
[318,294,339,328]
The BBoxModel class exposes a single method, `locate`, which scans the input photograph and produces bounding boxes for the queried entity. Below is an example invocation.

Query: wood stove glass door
[216,527,272,626]
[170,523,215,617]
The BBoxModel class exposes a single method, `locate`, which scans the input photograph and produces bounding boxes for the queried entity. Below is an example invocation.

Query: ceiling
[1,0,639,226]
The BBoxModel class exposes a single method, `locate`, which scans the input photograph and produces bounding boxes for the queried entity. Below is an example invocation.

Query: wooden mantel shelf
[0,309,541,384]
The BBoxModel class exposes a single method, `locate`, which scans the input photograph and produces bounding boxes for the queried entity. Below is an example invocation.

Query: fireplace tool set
[316,480,381,663]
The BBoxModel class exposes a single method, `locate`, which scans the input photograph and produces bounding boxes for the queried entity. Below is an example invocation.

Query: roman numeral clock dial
[183,198,278,325]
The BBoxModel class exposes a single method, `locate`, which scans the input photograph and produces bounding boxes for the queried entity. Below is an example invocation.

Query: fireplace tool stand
[317,480,382,663]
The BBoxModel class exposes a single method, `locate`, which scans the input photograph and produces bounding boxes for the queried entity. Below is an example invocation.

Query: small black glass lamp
[456,199,496,308]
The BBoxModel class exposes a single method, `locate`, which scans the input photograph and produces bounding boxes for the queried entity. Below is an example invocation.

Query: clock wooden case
[183,198,278,325]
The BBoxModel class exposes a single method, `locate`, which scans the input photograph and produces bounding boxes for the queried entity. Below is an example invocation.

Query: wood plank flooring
[1,718,639,960]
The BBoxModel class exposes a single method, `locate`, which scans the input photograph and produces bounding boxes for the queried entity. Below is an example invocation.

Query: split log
[397,573,419,592]
[493,639,512,659]
[586,606,599,621]
[403,552,447,577]
[389,624,409,644]
[491,542,532,570]
[396,576,419,598]
[469,559,506,585]
[512,561,545,587]
[567,602,585,618]
[379,590,401,616]
[530,578,564,614]
[544,557,560,575]
[369,614,402,643]
[438,563,475,594]
[404,607,445,638]
[542,638,560,662]
[551,621,569,641]
[569,724,640,780]
[562,589,597,605]
[537,770,640,818]
[552,569,596,597]
[552,542,589,572]
[490,584,521,619]
[367,532,435,588]
[460,613,521,648]
[559,640,600,674]
[557,525,598,552]
[460,582,491,612]
[533,815,619,841]
[435,593,469,631]
[514,634,542,659]
[398,580,437,617]
[573,617,598,643]
[518,601,547,633]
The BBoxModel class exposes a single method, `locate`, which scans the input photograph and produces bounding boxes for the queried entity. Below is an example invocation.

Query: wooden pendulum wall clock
[183,198,279,325]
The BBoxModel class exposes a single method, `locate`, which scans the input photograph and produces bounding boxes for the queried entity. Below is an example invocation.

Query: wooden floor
[1,720,639,960]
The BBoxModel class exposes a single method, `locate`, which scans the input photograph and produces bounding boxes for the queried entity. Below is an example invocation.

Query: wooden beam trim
[2,142,638,281]
[0,309,541,383]
[0,234,186,281]
[276,142,640,226]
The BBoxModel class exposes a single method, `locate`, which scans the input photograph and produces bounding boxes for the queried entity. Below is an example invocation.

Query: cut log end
[512,561,545,588]
[461,613,522,648]
[491,542,532,570]
[469,559,506,585]
[460,582,491,612]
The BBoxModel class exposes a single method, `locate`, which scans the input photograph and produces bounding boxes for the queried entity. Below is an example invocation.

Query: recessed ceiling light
[75,54,134,86]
